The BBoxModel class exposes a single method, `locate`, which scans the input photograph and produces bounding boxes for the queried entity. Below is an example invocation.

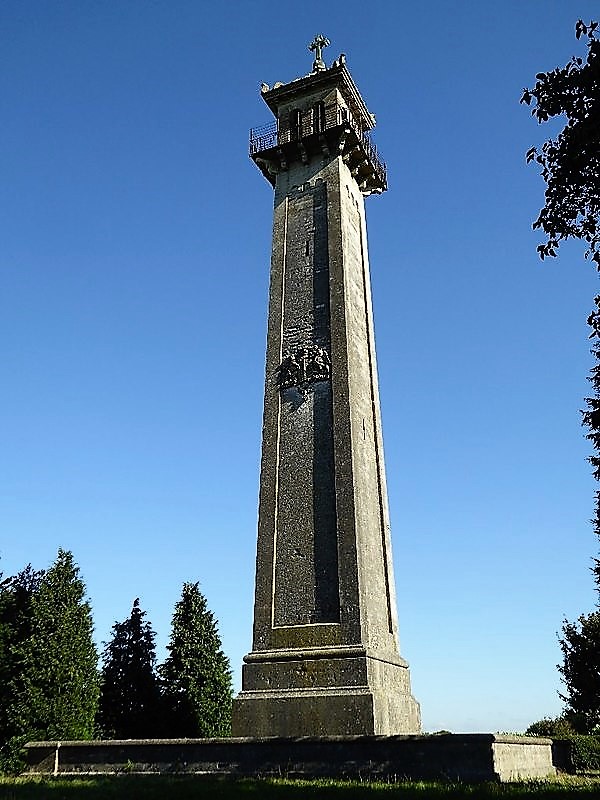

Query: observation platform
[249,103,387,195]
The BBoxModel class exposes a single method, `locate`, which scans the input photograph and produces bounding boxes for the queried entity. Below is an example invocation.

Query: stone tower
[232,37,420,737]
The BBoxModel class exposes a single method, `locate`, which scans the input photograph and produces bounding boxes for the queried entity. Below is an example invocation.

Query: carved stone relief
[276,344,331,393]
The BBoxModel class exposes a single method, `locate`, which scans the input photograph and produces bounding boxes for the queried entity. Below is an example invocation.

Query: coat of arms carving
[276,344,331,393]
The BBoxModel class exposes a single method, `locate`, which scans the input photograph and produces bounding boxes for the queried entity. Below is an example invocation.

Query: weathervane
[309,34,330,72]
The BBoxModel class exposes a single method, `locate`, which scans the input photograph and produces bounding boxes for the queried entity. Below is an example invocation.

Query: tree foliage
[525,715,577,737]
[7,549,100,742]
[558,612,600,733]
[0,565,44,769]
[523,20,600,732]
[583,296,600,588]
[97,598,162,738]
[521,20,600,265]
[159,582,232,737]
[1,554,233,765]
[0,550,99,772]
[523,24,600,584]
[0,566,43,727]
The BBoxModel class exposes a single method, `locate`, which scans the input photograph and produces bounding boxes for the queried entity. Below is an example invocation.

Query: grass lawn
[0,776,599,800]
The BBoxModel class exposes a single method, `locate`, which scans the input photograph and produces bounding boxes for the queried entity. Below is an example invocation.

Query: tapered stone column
[232,39,420,737]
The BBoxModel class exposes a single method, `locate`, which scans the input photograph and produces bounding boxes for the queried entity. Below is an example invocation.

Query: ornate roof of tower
[250,38,386,195]
[260,55,376,134]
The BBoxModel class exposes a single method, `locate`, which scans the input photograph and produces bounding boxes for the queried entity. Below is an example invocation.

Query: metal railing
[249,121,278,154]
[249,105,386,183]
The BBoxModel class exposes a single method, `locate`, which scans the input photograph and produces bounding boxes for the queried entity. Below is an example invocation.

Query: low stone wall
[24,734,557,783]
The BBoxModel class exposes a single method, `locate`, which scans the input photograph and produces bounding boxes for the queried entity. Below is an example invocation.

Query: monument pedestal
[232,647,420,737]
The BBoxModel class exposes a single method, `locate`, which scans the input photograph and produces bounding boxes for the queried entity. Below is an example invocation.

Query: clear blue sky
[1,1,599,734]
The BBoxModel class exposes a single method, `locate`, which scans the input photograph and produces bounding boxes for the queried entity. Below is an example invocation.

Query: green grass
[0,776,599,800]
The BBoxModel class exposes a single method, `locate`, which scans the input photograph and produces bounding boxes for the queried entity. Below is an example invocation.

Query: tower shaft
[232,54,420,737]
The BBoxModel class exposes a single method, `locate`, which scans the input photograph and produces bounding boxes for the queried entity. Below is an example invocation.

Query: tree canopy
[0,551,234,772]
[8,549,100,742]
[558,612,600,732]
[97,598,162,738]
[521,20,600,265]
[0,550,99,771]
[0,565,44,769]
[160,582,232,737]
[523,19,600,734]
[584,296,600,588]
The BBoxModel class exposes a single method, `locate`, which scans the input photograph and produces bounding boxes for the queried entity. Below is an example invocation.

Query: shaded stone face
[24,735,557,782]
[232,54,421,737]
[271,179,338,628]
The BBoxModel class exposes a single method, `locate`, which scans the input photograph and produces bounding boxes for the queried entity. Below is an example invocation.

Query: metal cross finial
[309,34,330,72]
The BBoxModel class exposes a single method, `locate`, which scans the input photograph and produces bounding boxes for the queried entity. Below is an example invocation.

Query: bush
[526,716,577,737]
[570,734,600,772]
[526,723,600,773]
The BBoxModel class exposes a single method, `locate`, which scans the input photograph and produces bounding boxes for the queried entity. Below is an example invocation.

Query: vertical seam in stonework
[271,195,288,626]
[358,208,394,635]
[312,179,340,622]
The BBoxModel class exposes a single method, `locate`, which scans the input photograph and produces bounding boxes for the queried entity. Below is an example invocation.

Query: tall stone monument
[232,37,421,737]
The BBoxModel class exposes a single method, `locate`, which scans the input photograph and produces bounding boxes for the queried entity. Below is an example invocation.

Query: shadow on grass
[1,776,599,800]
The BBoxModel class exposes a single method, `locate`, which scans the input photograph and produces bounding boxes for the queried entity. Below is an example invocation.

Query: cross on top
[309,34,330,72]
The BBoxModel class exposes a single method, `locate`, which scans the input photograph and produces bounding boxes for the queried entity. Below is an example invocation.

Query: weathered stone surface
[232,50,420,737]
[24,735,557,782]
[492,740,557,782]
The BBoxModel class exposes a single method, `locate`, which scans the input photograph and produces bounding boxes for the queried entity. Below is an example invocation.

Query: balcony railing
[249,121,278,154]
[249,105,387,187]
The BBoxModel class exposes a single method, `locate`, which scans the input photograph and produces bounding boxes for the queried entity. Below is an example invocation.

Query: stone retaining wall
[24,734,557,783]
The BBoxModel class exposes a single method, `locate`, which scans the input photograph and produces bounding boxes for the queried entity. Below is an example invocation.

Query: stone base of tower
[231,648,421,737]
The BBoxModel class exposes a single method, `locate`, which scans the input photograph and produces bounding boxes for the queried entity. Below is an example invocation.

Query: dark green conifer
[0,565,44,770]
[5,550,99,767]
[160,582,232,737]
[97,598,162,738]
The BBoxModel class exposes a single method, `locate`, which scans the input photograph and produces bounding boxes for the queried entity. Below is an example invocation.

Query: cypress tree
[97,598,162,738]
[160,582,232,737]
[0,567,43,730]
[0,565,44,771]
[5,550,99,759]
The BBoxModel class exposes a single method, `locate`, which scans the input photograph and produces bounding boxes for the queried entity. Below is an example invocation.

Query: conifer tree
[0,567,43,729]
[97,598,162,738]
[160,582,232,737]
[0,565,44,770]
[6,550,99,747]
